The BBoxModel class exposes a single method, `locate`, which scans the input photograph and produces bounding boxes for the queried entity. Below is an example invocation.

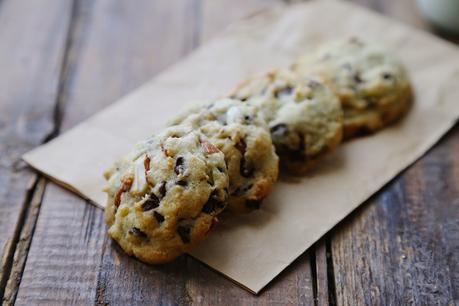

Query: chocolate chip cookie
[104,125,229,264]
[293,38,413,139]
[170,99,279,213]
[230,70,343,175]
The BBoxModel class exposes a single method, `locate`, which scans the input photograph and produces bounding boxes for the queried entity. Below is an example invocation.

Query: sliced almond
[201,140,219,154]
[130,157,148,195]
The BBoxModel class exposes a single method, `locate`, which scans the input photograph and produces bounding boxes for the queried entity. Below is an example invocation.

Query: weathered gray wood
[5,0,459,305]
[0,0,74,301]
[2,179,47,305]
[327,1,459,305]
[181,251,314,305]
[331,130,459,305]
[13,0,314,304]
[314,240,330,306]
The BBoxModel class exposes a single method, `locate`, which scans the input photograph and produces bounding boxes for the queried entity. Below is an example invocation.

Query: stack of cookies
[103,38,413,264]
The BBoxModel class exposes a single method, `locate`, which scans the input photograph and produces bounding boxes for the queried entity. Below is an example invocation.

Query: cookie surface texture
[171,99,279,213]
[104,125,229,264]
[293,38,412,139]
[231,70,343,175]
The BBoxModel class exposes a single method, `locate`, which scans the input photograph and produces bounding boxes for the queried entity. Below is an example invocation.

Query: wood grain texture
[182,250,314,305]
[313,240,331,306]
[2,0,458,305]
[14,0,201,305]
[0,0,74,301]
[327,1,459,305]
[13,0,313,304]
[332,128,459,305]
[2,179,47,305]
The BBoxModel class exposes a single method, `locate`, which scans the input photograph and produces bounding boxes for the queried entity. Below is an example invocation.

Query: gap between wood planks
[0,0,335,304]
[1,0,86,304]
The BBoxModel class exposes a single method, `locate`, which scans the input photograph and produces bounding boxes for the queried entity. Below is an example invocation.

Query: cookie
[170,99,279,213]
[293,38,413,139]
[230,70,343,175]
[104,125,229,264]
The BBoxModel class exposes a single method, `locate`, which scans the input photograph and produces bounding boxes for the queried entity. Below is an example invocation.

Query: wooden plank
[0,0,74,301]
[330,2,459,305]
[183,251,314,305]
[2,179,47,304]
[314,240,331,306]
[14,0,201,305]
[14,0,315,304]
[332,129,459,305]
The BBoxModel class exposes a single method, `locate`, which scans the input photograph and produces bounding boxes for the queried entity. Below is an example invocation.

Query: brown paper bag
[23,0,459,293]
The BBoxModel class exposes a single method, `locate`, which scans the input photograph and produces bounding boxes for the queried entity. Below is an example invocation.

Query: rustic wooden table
[0,0,458,305]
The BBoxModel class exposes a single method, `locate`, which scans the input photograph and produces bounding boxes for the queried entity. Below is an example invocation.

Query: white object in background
[417,0,459,34]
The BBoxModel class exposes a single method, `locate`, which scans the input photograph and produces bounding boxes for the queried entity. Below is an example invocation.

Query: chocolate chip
[177,226,191,243]
[298,133,305,151]
[277,134,306,162]
[365,97,378,107]
[158,181,167,198]
[245,199,262,210]
[217,166,225,173]
[129,227,147,238]
[382,72,393,80]
[240,157,254,178]
[174,157,185,173]
[288,149,306,162]
[176,180,188,187]
[235,139,246,155]
[174,157,185,175]
[202,201,215,214]
[274,86,293,98]
[154,211,165,224]
[243,115,252,123]
[141,194,160,211]
[232,183,253,196]
[354,125,373,137]
[202,190,226,214]
[270,124,289,137]
[353,72,362,83]
[290,134,306,161]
